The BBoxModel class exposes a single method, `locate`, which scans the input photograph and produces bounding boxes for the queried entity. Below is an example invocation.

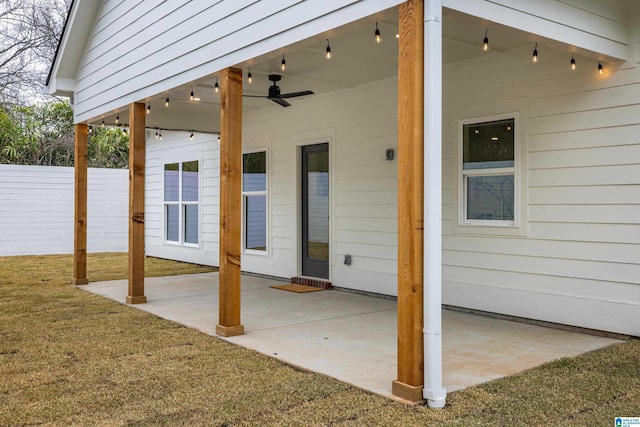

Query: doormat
[290,277,332,289]
[271,284,324,293]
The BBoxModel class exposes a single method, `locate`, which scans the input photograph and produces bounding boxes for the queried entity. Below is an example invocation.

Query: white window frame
[163,159,200,247]
[460,113,518,227]
[242,148,269,255]
[452,103,528,237]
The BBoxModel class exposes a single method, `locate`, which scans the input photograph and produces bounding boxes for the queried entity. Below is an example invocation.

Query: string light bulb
[190,89,194,101]
[483,29,489,51]
[281,55,286,71]
[247,69,253,84]
[532,43,538,62]
[189,132,194,141]
[375,22,381,44]
[115,115,119,124]
[101,120,105,127]
[570,55,576,70]
[214,77,219,93]
[325,39,332,59]
[165,97,170,107]
[147,104,151,114]
[598,62,603,75]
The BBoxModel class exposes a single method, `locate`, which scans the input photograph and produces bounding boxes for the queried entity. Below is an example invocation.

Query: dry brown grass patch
[0,253,638,425]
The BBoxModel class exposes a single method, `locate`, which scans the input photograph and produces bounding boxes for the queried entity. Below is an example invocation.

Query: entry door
[301,143,329,279]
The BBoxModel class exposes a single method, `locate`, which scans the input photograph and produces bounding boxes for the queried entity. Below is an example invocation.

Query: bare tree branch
[0,0,71,103]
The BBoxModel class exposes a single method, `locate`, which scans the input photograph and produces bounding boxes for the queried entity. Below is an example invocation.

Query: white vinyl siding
[243,77,399,291]
[143,48,639,334]
[442,45,640,336]
[71,0,406,123]
[145,131,213,266]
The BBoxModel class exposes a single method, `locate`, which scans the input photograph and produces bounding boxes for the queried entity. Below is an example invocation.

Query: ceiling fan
[243,74,314,107]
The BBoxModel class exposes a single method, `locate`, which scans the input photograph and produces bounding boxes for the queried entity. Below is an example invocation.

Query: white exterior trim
[451,98,529,237]
[242,146,270,257]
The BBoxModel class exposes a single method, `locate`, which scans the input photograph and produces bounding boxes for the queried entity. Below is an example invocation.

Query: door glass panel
[306,151,329,260]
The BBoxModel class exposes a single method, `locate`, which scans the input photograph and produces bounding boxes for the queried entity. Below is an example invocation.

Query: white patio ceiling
[98,6,610,133]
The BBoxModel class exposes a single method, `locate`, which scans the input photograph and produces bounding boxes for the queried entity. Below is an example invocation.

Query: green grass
[0,253,638,426]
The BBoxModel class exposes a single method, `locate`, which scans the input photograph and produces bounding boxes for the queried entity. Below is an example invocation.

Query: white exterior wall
[146,52,639,334]
[0,165,128,256]
[145,131,219,266]
[442,46,640,336]
[242,78,399,292]
[145,78,399,293]
[130,0,639,336]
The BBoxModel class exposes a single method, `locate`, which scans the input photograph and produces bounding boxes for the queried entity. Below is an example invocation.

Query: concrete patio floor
[81,272,620,400]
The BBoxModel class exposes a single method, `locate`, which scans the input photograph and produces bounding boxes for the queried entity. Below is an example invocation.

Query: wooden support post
[216,67,244,337]
[393,0,425,403]
[72,123,89,285]
[126,102,147,304]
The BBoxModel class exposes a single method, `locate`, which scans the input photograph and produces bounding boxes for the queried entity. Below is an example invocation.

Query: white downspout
[423,0,447,409]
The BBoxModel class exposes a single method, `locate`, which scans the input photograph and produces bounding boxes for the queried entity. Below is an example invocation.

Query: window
[461,117,516,226]
[243,151,267,252]
[164,161,199,245]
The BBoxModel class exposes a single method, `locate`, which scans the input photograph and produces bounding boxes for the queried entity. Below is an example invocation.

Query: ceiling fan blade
[269,96,291,107]
[280,90,314,99]
[243,94,269,98]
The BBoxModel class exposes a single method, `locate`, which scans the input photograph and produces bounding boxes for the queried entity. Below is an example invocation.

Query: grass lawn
[0,253,638,426]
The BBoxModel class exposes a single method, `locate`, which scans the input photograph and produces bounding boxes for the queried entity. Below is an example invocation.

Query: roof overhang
[443,0,632,62]
[44,0,102,99]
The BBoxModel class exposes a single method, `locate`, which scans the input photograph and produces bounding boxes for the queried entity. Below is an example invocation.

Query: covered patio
[79,272,620,401]
[48,0,637,408]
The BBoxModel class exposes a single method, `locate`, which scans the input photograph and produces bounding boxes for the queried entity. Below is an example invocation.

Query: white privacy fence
[0,165,128,256]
